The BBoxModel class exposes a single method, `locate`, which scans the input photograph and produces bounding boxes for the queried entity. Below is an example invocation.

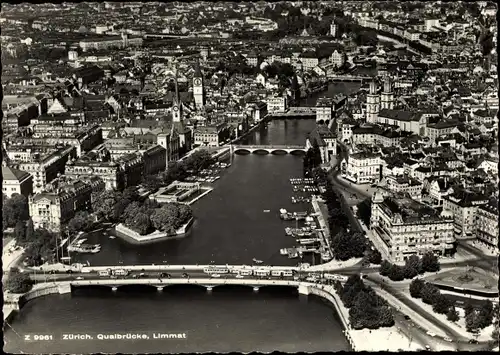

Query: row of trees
[312,168,367,260]
[409,279,496,333]
[14,220,57,267]
[335,275,394,329]
[379,252,440,281]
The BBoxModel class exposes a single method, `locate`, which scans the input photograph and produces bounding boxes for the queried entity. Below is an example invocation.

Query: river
[3,82,360,353]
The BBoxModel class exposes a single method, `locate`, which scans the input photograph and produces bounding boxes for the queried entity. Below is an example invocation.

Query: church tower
[380,76,394,110]
[193,60,205,110]
[330,20,337,37]
[366,79,380,124]
[171,70,183,123]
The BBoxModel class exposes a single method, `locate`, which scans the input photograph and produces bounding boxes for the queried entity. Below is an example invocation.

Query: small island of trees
[92,187,193,236]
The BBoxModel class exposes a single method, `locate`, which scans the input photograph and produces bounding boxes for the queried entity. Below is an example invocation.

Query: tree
[368,249,382,264]
[331,229,366,261]
[403,255,422,279]
[447,306,460,322]
[122,186,139,203]
[379,260,392,276]
[92,190,122,221]
[378,305,395,327]
[477,300,494,329]
[420,283,440,305]
[25,218,35,242]
[14,220,26,244]
[126,211,151,235]
[466,309,481,333]
[409,279,425,298]
[388,264,405,281]
[341,274,365,308]
[356,198,372,225]
[5,268,34,293]
[66,211,94,235]
[432,294,453,314]
[421,251,440,273]
[2,193,30,228]
[143,174,162,192]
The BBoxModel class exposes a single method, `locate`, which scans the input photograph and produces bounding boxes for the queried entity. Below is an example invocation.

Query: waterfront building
[474,198,498,252]
[342,152,382,184]
[1,165,33,198]
[442,189,489,239]
[306,125,337,165]
[246,102,268,123]
[193,123,229,147]
[366,80,380,124]
[266,96,288,113]
[316,97,333,125]
[370,190,455,263]
[28,177,104,232]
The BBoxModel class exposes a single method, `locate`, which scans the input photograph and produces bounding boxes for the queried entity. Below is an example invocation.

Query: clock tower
[193,60,205,110]
[172,96,182,123]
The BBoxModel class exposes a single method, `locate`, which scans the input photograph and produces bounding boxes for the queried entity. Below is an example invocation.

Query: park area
[424,267,498,294]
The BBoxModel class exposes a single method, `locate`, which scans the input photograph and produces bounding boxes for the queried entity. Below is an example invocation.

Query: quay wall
[307,286,356,351]
[114,217,194,245]
[4,283,69,326]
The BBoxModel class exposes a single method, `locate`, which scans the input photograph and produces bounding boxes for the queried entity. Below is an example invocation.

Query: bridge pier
[253,286,259,292]
[111,286,118,292]
[157,287,164,292]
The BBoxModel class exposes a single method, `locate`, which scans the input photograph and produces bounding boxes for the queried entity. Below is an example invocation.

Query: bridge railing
[81,264,303,273]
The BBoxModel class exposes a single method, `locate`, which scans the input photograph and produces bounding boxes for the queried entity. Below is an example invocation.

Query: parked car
[76,276,84,280]
[468,339,478,344]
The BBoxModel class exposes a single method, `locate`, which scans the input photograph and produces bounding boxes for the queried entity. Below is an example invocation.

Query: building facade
[370,191,455,263]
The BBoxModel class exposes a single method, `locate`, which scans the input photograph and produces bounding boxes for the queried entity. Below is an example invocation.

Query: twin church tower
[366,76,394,124]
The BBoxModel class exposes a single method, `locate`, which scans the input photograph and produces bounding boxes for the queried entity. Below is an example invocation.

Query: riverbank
[4,282,71,324]
[114,217,194,245]
[307,284,422,351]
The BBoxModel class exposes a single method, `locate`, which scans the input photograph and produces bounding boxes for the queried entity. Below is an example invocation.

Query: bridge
[231,144,307,154]
[327,75,372,82]
[269,107,317,118]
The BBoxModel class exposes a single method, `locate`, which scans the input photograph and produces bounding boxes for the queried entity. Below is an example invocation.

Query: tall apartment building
[370,190,455,263]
